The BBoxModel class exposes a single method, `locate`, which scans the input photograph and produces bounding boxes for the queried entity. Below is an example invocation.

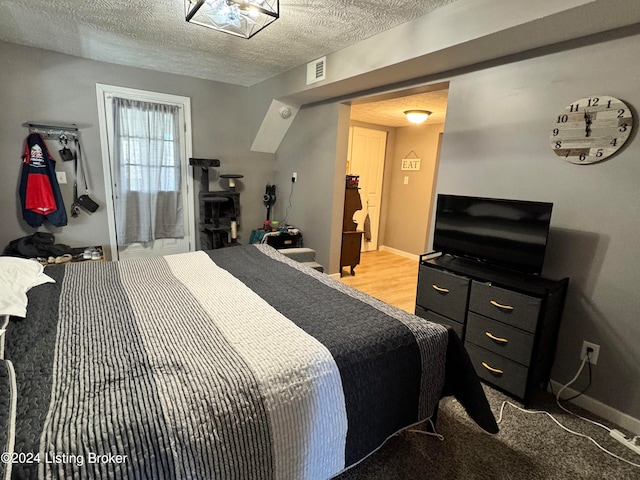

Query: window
[113,97,181,193]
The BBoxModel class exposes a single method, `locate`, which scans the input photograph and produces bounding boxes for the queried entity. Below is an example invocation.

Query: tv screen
[433,194,553,275]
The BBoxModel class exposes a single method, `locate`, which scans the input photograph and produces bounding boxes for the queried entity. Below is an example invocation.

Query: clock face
[550,96,633,164]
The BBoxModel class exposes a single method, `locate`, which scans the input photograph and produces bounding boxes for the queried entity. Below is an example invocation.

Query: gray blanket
[4,245,491,479]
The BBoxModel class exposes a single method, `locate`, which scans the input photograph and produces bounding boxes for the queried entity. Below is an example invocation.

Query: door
[97,84,195,261]
[347,126,387,252]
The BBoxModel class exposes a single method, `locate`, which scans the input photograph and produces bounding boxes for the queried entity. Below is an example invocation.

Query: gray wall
[436,33,640,421]
[0,41,274,252]
[273,103,351,273]
[272,31,640,425]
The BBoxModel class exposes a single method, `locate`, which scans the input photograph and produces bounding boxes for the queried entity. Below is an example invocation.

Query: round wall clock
[550,95,633,164]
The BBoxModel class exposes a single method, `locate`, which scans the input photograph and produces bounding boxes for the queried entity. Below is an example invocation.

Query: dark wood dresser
[340,187,364,276]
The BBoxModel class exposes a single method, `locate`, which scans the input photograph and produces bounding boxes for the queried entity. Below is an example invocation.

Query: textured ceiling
[0,0,458,87]
[350,89,449,127]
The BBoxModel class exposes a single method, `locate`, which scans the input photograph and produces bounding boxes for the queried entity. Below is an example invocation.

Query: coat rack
[23,122,79,140]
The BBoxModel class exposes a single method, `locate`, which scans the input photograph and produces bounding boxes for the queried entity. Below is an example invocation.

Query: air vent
[306,56,326,85]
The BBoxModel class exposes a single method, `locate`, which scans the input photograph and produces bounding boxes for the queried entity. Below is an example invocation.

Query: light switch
[56,172,67,184]
[403,176,409,185]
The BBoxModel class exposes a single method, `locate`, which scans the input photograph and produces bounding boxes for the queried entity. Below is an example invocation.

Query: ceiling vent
[306,57,326,85]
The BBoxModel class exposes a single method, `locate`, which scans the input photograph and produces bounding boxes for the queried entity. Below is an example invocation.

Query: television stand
[415,253,568,407]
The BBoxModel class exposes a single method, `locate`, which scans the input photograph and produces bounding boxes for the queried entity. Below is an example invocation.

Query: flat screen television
[433,194,553,275]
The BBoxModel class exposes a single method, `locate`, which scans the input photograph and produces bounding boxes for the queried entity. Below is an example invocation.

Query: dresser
[415,254,568,406]
[340,187,364,276]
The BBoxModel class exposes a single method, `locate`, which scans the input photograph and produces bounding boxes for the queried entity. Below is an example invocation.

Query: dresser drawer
[415,306,464,339]
[466,343,528,399]
[469,282,541,333]
[416,266,470,322]
[466,312,534,366]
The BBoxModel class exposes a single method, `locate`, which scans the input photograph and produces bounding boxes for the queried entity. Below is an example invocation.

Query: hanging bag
[72,138,99,214]
[58,134,75,161]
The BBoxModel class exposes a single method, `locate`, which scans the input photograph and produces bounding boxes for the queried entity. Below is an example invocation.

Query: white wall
[437,32,640,423]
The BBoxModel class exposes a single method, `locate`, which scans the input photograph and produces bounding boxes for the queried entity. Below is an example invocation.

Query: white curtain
[112,97,184,246]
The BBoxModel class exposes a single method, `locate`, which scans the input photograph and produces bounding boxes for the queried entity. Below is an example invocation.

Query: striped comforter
[4,245,488,480]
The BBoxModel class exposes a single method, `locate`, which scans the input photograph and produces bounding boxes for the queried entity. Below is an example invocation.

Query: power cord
[407,418,445,441]
[556,352,591,403]
[280,178,295,225]
[496,351,640,469]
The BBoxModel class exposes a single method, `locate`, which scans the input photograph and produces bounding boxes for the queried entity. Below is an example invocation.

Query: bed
[2,244,497,480]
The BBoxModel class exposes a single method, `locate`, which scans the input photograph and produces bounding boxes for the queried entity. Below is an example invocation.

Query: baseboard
[379,245,420,261]
[328,273,341,280]
[549,380,640,435]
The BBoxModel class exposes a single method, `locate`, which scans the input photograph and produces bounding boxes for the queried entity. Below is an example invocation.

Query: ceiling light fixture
[185,0,279,39]
[404,110,432,124]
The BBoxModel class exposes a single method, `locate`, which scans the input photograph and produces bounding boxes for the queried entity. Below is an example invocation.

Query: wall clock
[550,95,633,164]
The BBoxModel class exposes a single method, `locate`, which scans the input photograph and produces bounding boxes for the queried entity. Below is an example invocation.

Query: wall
[270,27,640,428]
[437,32,640,425]
[0,41,274,252]
[383,123,443,256]
[273,103,351,273]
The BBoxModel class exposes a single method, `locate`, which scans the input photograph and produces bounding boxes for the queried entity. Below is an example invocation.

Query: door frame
[96,83,195,261]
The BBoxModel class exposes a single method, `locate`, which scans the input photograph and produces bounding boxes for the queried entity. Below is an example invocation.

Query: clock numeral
[596,149,604,158]
[588,98,600,107]
[619,123,628,133]
[569,103,580,112]
[579,153,587,161]
[607,99,612,108]
[557,114,569,123]
[618,109,626,118]
[555,141,562,149]
[552,128,559,136]
[610,138,618,147]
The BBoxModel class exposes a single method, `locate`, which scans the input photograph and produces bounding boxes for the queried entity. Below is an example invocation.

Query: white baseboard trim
[328,273,341,280]
[378,245,420,261]
[549,380,640,435]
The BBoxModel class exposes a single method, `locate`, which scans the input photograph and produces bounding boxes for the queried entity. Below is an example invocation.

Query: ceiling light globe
[404,110,431,124]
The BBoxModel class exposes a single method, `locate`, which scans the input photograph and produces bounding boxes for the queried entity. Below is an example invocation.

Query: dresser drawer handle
[432,284,450,294]
[485,332,509,344]
[481,362,504,375]
[490,300,514,311]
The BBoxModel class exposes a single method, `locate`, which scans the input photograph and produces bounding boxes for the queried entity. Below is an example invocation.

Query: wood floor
[339,249,419,313]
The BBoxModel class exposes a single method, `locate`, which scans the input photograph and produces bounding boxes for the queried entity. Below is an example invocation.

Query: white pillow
[0,257,55,318]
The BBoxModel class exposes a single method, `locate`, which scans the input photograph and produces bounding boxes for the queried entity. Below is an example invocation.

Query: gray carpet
[334,385,640,479]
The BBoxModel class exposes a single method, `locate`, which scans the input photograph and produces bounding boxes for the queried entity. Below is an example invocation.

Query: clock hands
[584,110,592,138]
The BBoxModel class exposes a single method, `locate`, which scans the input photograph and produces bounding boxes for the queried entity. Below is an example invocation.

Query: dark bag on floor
[3,233,72,258]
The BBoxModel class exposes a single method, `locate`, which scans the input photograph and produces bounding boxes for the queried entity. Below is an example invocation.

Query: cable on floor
[496,352,640,469]
[407,418,444,441]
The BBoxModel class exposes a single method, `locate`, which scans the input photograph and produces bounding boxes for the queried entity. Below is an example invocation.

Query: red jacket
[19,133,68,227]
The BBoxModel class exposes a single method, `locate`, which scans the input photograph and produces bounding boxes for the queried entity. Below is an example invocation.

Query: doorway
[96,84,195,261]
[346,84,449,263]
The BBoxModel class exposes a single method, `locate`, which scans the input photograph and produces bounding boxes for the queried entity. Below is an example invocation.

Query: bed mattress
[4,245,496,479]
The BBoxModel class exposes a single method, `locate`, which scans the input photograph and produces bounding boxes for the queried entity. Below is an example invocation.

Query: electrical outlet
[580,341,600,365]
[56,171,67,184]
[292,172,297,182]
